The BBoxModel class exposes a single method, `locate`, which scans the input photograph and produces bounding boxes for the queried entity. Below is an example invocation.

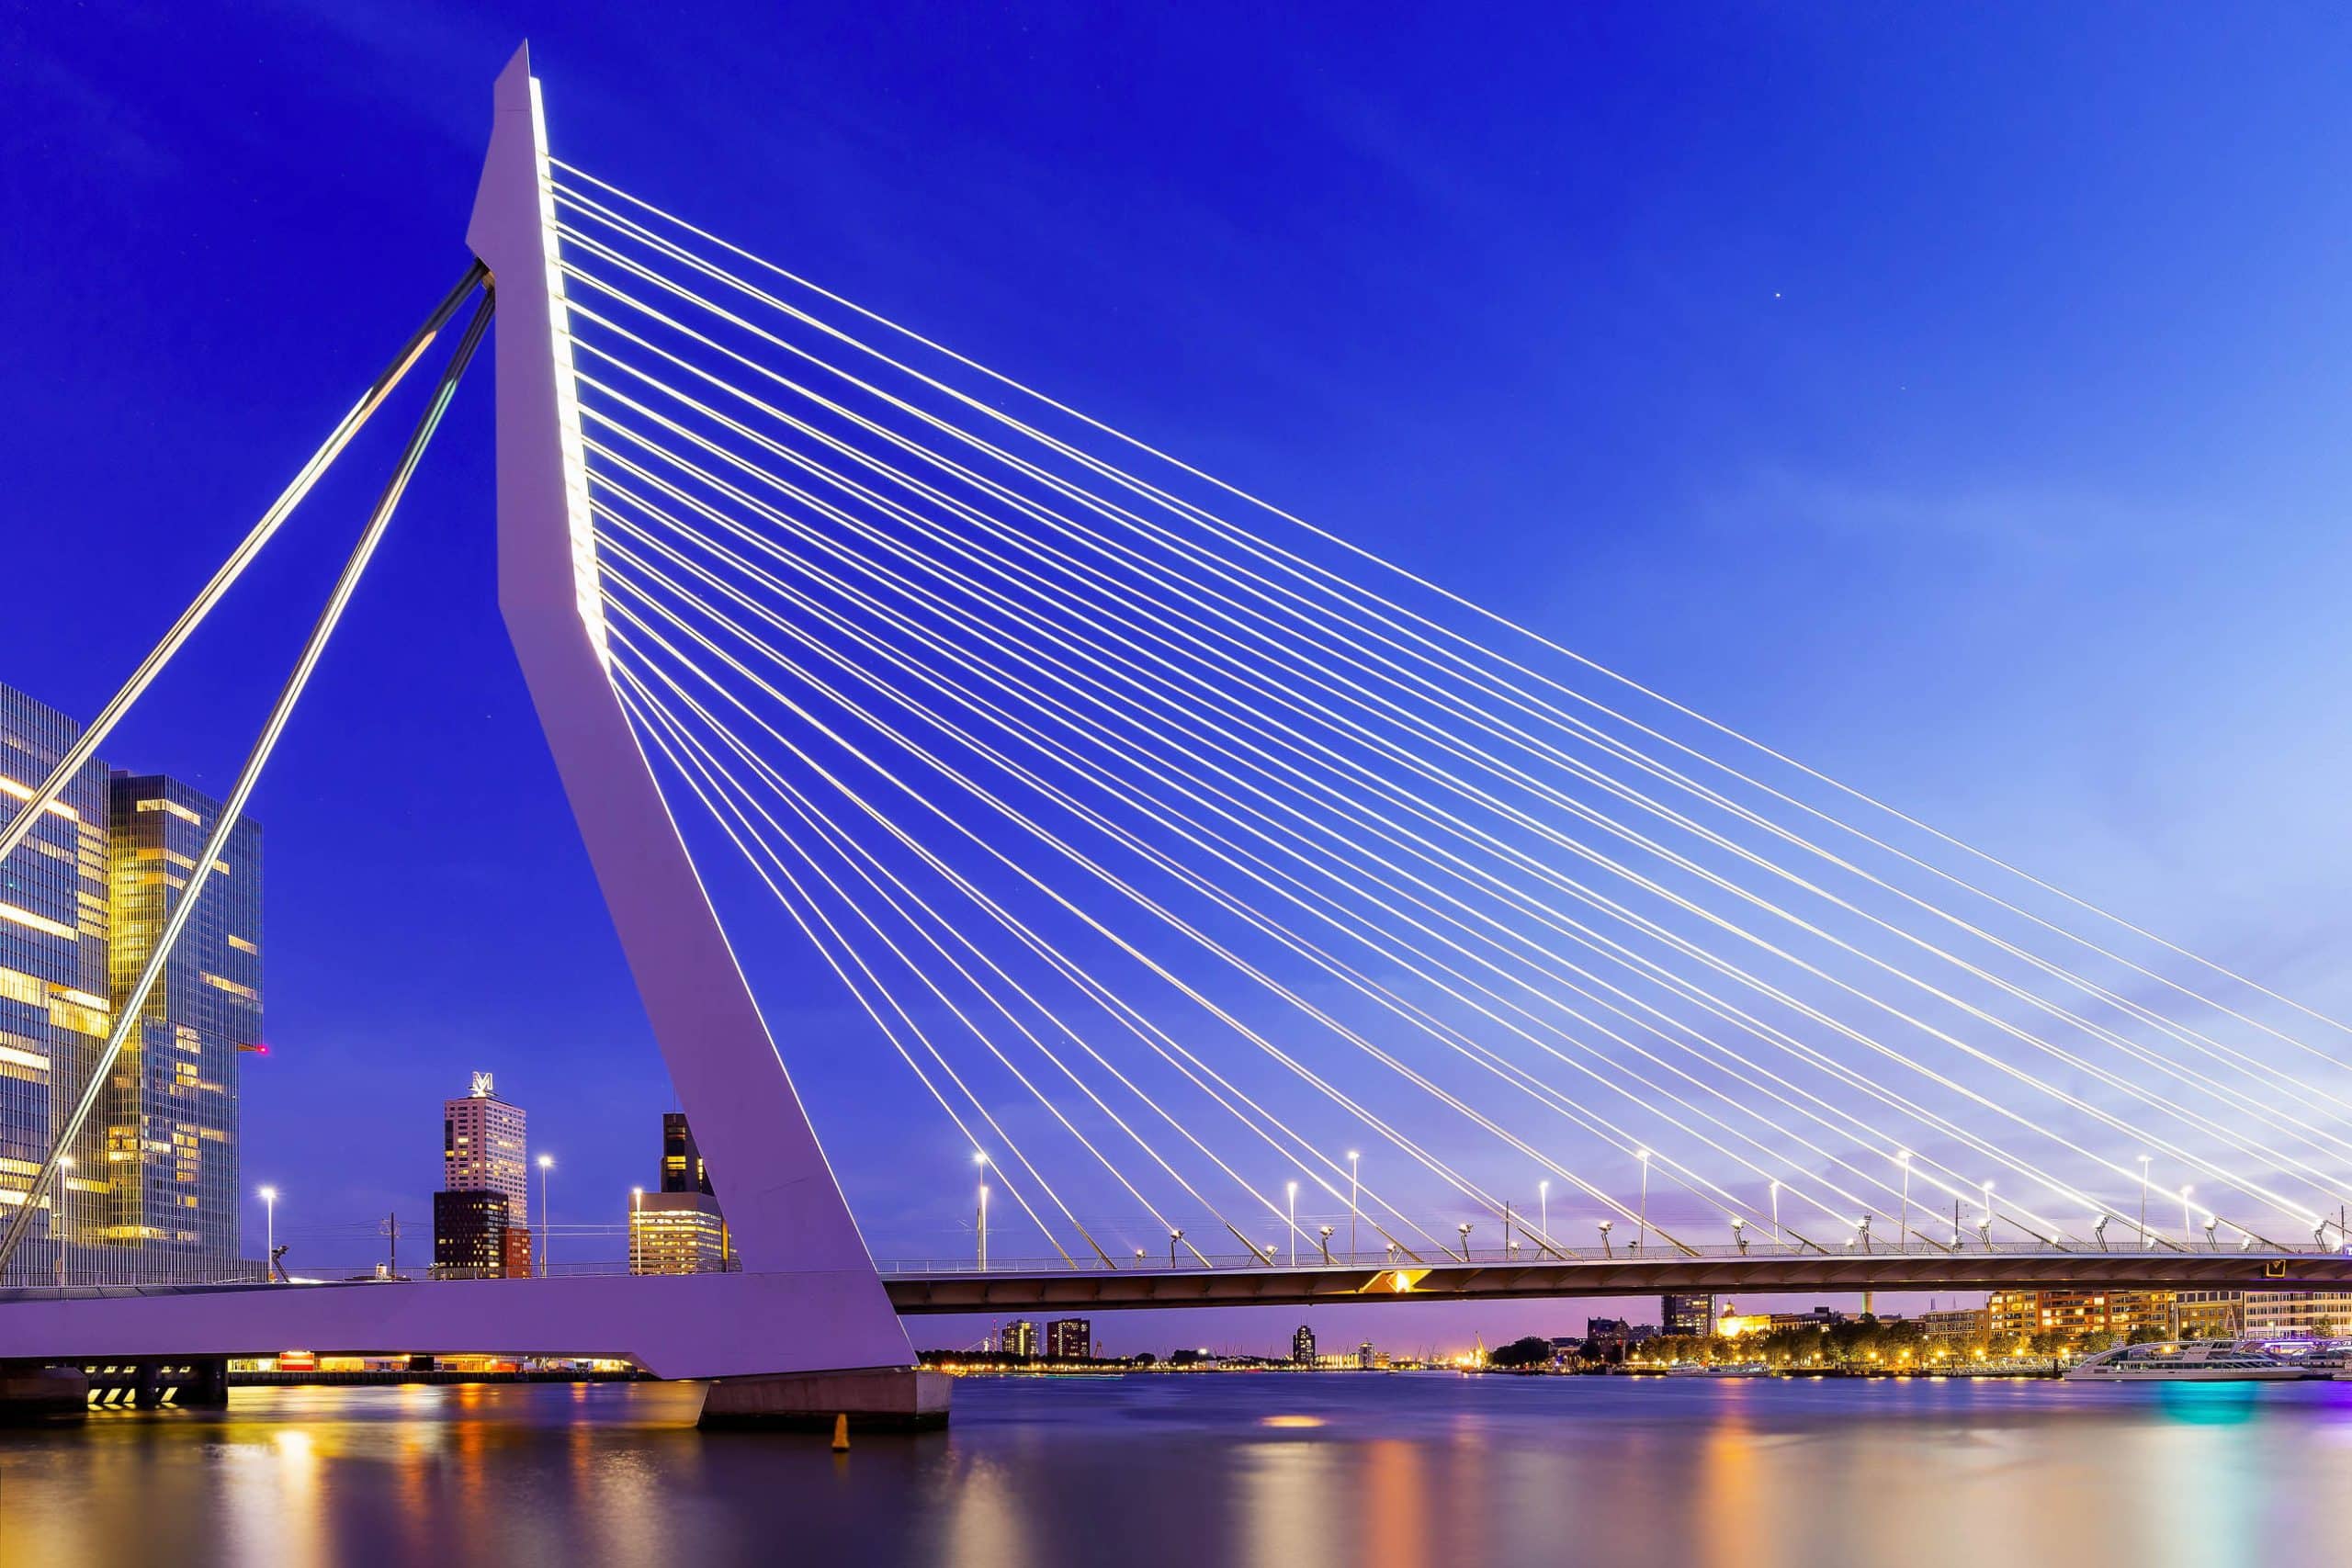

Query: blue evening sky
[6,5,2352,1352]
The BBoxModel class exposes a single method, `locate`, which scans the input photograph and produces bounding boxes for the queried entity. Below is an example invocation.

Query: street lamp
[1457,1222,1473,1262]
[537,1155,555,1278]
[2179,1186,2194,1247]
[2094,1215,2110,1251]
[1598,1218,1614,1258]
[1858,1213,1872,1253]
[1287,1180,1298,1267]
[1731,1216,1747,1255]
[1539,1178,1550,1244]
[975,1152,989,1271]
[1770,1179,1782,1245]
[1636,1150,1652,1252]
[1318,1224,1334,1265]
[1980,1179,1994,1248]
[1348,1151,1361,1264]
[259,1184,278,1284]
[1170,1228,1184,1267]
[630,1186,644,1274]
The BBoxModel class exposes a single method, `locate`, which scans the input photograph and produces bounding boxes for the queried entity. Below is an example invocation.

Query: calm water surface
[5,1373,2350,1566]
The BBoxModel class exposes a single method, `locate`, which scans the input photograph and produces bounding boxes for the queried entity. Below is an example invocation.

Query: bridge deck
[876,1247,2352,1314]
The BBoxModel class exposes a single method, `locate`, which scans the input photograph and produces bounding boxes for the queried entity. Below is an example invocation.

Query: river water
[4,1372,2348,1566]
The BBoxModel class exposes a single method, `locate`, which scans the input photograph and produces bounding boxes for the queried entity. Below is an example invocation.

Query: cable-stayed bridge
[4,45,2350,1426]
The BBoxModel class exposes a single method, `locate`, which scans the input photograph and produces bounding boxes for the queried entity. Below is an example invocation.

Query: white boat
[2246,1339,2352,1378]
[2064,1341,2306,1382]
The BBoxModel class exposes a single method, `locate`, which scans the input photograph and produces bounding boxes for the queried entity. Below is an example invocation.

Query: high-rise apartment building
[101,772,257,1282]
[1000,1319,1040,1358]
[0,682,111,1285]
[435,1073,530,1278]
[1046,1318,1091,1359]
[628,1111,730,1275]
[1291,1324,1317,1365]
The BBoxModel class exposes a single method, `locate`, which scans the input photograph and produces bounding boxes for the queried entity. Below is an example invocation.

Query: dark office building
[1046,1318,1091,1359]
[1291,1324,1317,1366]
[662,1111,712,1195]
[432,1189,514,1280]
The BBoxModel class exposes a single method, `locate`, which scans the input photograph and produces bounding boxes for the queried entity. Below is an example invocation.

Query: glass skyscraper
[0,682,111,1286]
[101,773,259,1282]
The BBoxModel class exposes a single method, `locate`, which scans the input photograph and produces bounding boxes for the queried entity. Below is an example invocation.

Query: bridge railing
[871,1236,2352,1275]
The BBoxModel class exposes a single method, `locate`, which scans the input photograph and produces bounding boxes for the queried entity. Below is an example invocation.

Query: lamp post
[1636,1149,1651,1252]
[1457,1222,1473,1262]
[1770,1179,1782,1245]
[1170,1228,1184,1268]
[630,1186,643,1274]
[537,1154,554,1278]
[2180,1186,2194,1247]
[1539,1179,1550,1245]
[259,1184,277,1284]
[1732,1215,1747,1255]
[1980,1179,1994,1248]
[1318,1224,1333,1265]
[2138,1155,2152,1249]
[1287,1180,1297,1267]
[1348,1150,1361,1264]
[974,1152,990,1270]
[1599,1218,1613,1258]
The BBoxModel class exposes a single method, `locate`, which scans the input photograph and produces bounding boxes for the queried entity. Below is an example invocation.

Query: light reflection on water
[5,1374,2350,1567]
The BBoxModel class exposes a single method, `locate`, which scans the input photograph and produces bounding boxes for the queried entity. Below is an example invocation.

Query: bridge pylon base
[0,1364,87,1423]
[695,1365,949,1433]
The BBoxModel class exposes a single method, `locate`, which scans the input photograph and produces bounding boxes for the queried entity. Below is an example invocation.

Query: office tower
[432,1189,515,1279]
[629,1111,730,1275]
[1663,1293,1714,1337]
[1000,1319,1040,1358]
[1046,1318,1091,1360]
[0,682,110,1285]
[102,772,257,1283]
[436,1073,531,1277]
[1291,1324,1317,1366]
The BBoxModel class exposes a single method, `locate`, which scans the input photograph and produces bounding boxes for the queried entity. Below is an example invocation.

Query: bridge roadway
[4,1245,2348,1366]
[876,1243,2352,1314]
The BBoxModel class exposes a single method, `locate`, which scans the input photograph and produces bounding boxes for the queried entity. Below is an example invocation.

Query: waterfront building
[1586,1316,1633,1350]
[1001,1319,1040,1358]
[1663,1292,1714,1337]
[2172,1291,2245,1340]
[1715,1302,1773,1337]
[628,1112,729,1275]
[432,1189,514,1279]
[436,1074,530,1277]
[1357,1340,1377,1370]
[1922,1306,1990,1345]
[0,683,112,1286]
[1291,1324,1316,1365]
[2242,1291,2352,1340]
[1985,1290,2174,1343]
[1047,1318,1091,1359]
[1768,1308,1846,1333]
[101,772,256,1283]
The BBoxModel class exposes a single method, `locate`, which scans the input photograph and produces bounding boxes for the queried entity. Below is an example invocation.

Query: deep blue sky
[7,5,2352,1353]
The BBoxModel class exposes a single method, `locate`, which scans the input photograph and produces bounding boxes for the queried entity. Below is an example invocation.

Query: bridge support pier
[173,1357,230,1407]
[0,1363,87,1423]
[695,1365,950,1433]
